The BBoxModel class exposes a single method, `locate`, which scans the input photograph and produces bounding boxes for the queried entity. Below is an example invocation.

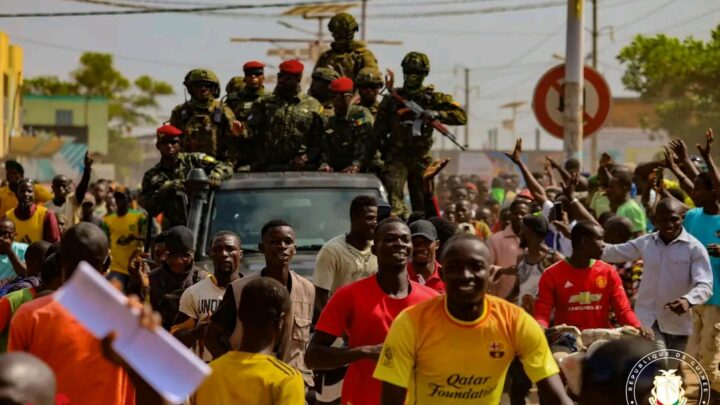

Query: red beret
[330,77,354,93]
[279,59,304,75]
[157,124,182,139]
[243,60,265,71]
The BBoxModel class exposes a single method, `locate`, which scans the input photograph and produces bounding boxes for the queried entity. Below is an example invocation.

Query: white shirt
[178,277,225,361]
[313,234,378,294]
[602,228,713,335]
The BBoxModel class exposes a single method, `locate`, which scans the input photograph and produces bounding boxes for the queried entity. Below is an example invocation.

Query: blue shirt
[0,242,28,281]
[684,207,720,306]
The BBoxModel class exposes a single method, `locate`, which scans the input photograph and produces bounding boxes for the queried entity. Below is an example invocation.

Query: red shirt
[315,274,439,405]
[407,261,445,293]
[533,259,641,330]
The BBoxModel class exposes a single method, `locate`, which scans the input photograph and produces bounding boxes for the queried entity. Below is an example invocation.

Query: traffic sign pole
[564,0,584,165]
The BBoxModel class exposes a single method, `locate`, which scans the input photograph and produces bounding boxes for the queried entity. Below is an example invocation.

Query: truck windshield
[208,188,382,249]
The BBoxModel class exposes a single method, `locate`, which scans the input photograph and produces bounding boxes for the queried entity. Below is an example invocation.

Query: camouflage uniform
[373,52,467,218]
[319,104,374,172]
[314,13,377,81]
[247,91,324,171]
[225,77,265,170]
[354,67,383,118]
[141,152,233,228]
[170,69,238,161]
[309,67,340,119]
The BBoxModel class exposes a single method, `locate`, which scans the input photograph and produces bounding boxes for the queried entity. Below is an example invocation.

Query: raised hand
[83,152,94,170]
[697,128,714,159]
[423,158,450,181]
[505,138,523,164]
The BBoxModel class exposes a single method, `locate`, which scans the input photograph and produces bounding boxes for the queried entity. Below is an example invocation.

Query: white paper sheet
[54,261,211,403]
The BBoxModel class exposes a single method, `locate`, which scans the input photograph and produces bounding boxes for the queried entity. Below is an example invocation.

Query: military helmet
[311,67,340,83]
[401,52,430,75]
[184,68,221,97]
[355,67,383,87]
[225,76,244,98]
[328,13,359,36]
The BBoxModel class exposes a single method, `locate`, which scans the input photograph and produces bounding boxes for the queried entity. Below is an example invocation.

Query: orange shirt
[8,295,135,405]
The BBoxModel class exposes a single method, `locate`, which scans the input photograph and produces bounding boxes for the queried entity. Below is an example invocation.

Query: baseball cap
[409,219,438,241]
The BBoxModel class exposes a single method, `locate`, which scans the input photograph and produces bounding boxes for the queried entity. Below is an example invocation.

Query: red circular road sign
[532,64,611,139]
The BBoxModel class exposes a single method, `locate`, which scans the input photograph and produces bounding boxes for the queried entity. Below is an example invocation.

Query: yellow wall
[23,95,109,154]
[0,32,24,158]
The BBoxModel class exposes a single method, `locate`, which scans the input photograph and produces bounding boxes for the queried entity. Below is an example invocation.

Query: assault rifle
[390,90,466,151]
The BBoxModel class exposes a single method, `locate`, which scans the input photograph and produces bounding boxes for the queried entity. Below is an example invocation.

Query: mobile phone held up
[551,202,563,222]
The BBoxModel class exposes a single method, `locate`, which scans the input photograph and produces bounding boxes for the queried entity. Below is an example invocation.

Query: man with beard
[246,60,324,171]
[0,161,52,219]
[170,68,243,160]
[314,13,377,81]
[141,124,233,228]
[171,231,241,362]
[374,234,571,405]
[305,218,438,405]
[309,67,341,117]
[373,52,467,217]
[407,219,444,293]
[5,180,59,244]
[205,220,315,386]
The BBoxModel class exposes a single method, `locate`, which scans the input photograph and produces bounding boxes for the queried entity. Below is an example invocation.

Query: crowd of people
[0,10,717,405]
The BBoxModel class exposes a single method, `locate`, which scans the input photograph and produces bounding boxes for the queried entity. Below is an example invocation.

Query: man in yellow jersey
[5,180,59,244]
[373,234,572,405]
[0,161,52,219]
[192,277,305,405]
[102,190,147,291]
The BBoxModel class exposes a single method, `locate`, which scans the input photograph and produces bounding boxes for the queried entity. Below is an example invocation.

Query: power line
[613,0,676,33]
[368,1,566,19]
[0,0,350,18]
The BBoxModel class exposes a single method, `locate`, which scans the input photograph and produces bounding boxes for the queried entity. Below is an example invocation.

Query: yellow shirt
[192,351,305,405]
[373,295,559,405]
[102,210,147,275]
[6,206,48,244]
[0,184,53,219]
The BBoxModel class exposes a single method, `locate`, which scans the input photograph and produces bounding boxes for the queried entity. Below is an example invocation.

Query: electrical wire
[367,1,566,19]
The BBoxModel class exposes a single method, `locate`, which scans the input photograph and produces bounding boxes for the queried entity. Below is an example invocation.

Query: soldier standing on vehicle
[318,77,374,174]
[170,68,243,161]
[225,61,266,121]
[308,67,340,118]
[141,124,233,229]
[314,13,378,81]
[225,61,267,171]
[373,52,467,218]
[354,67,383,118]
[246,60,324,171]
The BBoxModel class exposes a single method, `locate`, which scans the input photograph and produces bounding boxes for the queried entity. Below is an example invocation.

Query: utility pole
[464,67,470,148]
[590,0,599,172]
[564,0,584,164]
[361,0,368,41]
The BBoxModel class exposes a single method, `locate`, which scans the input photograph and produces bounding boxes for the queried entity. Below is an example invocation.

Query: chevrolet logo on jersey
[568,292,602,305]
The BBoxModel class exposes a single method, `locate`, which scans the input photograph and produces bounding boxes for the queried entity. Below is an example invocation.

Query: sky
[2,0,719,151]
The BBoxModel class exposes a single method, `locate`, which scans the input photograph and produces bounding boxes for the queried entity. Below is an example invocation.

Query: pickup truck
[186,171,388,279]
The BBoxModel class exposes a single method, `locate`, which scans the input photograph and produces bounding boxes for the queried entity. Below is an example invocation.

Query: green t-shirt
[617,199,647,233]
[590,191,611,218]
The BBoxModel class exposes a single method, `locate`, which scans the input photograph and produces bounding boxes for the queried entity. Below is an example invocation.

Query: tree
[23,52,174,184]
[617,26,720,148]
[25,52,173,129]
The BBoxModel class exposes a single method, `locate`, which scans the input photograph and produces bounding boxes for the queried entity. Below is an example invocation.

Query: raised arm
[668,138,700,179]
[422,158,450,218]
[505,138,547,204]
[74,152,93,204]
[697,128,720,200]
[663,146,694,197]
[562,174,598,225]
